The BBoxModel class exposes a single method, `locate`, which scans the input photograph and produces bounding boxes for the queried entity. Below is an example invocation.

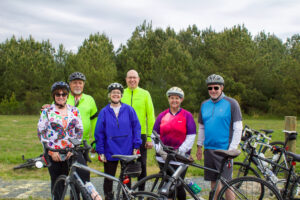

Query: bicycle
[43,138,159,200]
[234,129,300,199]
[233,128,296,180]
[13,154,46,170]
[132,130,282,200]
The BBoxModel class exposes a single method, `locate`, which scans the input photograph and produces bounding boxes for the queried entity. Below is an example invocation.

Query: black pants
[158,162,187,200]
[48,152,89,200]
[104,160,131,198]
[137,134,147,191]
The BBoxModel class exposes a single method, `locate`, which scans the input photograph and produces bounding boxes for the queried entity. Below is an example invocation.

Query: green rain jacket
[121,87,155,142]
[67,93,98,143]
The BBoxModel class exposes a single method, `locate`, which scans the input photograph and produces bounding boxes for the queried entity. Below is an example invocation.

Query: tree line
[1,22,300,116]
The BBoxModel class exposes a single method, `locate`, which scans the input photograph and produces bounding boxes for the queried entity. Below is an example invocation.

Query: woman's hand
[49,151,61,162]
[65,152,73,160]
[98,154,107,162]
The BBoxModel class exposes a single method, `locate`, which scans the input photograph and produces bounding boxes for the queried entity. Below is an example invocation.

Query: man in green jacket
[121,69,155,191]
[67,72,98,143]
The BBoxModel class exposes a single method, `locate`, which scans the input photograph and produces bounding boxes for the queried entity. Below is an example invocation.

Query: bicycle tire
[131,191,160,199]
[217,176,282,200]
[13,161,36,170]
[288,176,300,199]
[233,162,261,178]
[131,173,169,194]
[52,175,79,200]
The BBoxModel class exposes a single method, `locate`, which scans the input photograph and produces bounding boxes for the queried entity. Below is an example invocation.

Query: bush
[0,93,22,114]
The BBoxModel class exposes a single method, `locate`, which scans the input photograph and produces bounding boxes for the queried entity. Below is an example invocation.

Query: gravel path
[0,177,209,199]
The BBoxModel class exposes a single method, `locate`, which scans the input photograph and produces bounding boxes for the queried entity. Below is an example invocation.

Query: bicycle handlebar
[42,138,91,167]
[152,130,194,164]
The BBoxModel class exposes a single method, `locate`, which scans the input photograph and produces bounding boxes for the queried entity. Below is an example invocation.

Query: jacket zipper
[131,90,133,106]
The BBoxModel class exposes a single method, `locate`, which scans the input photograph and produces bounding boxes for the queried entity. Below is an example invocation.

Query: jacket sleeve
[178,112,196,153]
[94,109,105,154]
[89,97,98,142]
[74,107,83,141]
[145,91,155,142]
[130,107,142,149]
[37,109,50,144]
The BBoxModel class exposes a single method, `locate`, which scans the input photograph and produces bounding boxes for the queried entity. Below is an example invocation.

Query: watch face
[60,154,66,161]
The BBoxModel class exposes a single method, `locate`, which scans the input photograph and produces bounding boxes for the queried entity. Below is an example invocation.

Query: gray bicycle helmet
[69,72,86,81]
[108,82,124,94]
[51,81,70,93]
[206,74,224,85]
[166,87,184,98]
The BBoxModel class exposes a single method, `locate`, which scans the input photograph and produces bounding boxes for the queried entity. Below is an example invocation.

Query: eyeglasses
[208,86,220,91]
[55,93,68,97]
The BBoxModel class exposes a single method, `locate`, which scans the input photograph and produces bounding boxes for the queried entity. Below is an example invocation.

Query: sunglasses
[208,86,220,91]
[55,93,68,97]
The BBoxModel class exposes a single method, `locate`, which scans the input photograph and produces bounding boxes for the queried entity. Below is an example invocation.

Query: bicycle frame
[157,151,237,200]
[67,162,133,200]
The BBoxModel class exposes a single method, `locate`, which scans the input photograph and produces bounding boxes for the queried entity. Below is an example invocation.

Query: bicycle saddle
[260,129,274,134]
[111,154,140,163]
[286,151,300,162]
[214,149,241,159]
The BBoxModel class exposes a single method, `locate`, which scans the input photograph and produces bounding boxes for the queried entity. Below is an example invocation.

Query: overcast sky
[1,0,300,52]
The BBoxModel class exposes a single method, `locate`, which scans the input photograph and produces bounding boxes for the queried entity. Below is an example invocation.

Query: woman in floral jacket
[38,81,83,199]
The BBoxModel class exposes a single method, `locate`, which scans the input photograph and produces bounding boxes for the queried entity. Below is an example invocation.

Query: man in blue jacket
[196,74,243,199]
[94,83,142,200]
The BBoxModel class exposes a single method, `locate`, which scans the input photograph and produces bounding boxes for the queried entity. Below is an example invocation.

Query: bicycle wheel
[13,161,35,170]
[131,191,160,199]
[233,162,261,179]
[217,176,282,200]
[131,173,169,194]
[288,176,300,199]
[52,175,78,200]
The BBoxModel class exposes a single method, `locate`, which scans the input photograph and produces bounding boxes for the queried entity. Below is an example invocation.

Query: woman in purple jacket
[94,83,142,200]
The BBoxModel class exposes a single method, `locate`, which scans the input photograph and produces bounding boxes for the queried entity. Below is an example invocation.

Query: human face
[54,90,68,105]
[110,89,122,104]
[69,80,84,95]
[168,95,183,110]
[208,84,223,99]
[126,70,140,90]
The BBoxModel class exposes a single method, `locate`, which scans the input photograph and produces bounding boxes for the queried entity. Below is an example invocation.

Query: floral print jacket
[38,104,83,149]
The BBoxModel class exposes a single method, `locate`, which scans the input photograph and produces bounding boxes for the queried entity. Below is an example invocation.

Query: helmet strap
[111,100,121,104]
[55,102,66,109]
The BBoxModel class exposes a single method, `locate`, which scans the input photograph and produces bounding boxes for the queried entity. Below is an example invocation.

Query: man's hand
[41,104,51,111]
[196,147,203,160]
[145,141,153,149]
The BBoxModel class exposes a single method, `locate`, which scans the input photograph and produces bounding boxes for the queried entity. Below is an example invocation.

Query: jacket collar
[211,92,225,103]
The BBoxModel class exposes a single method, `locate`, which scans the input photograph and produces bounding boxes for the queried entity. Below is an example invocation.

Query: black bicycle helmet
[51,81,70,93]
[108,82,124,94]
[206,74,225,85]
[69,72,86,81]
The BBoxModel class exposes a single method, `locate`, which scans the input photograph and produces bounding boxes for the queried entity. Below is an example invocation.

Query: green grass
[0,115,299,180]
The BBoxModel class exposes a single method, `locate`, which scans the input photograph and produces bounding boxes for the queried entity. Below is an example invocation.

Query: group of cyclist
[38,70,243,200]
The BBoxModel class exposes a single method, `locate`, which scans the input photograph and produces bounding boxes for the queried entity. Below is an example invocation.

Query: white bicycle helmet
[166,87,184,98]
[206,74,224,85]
